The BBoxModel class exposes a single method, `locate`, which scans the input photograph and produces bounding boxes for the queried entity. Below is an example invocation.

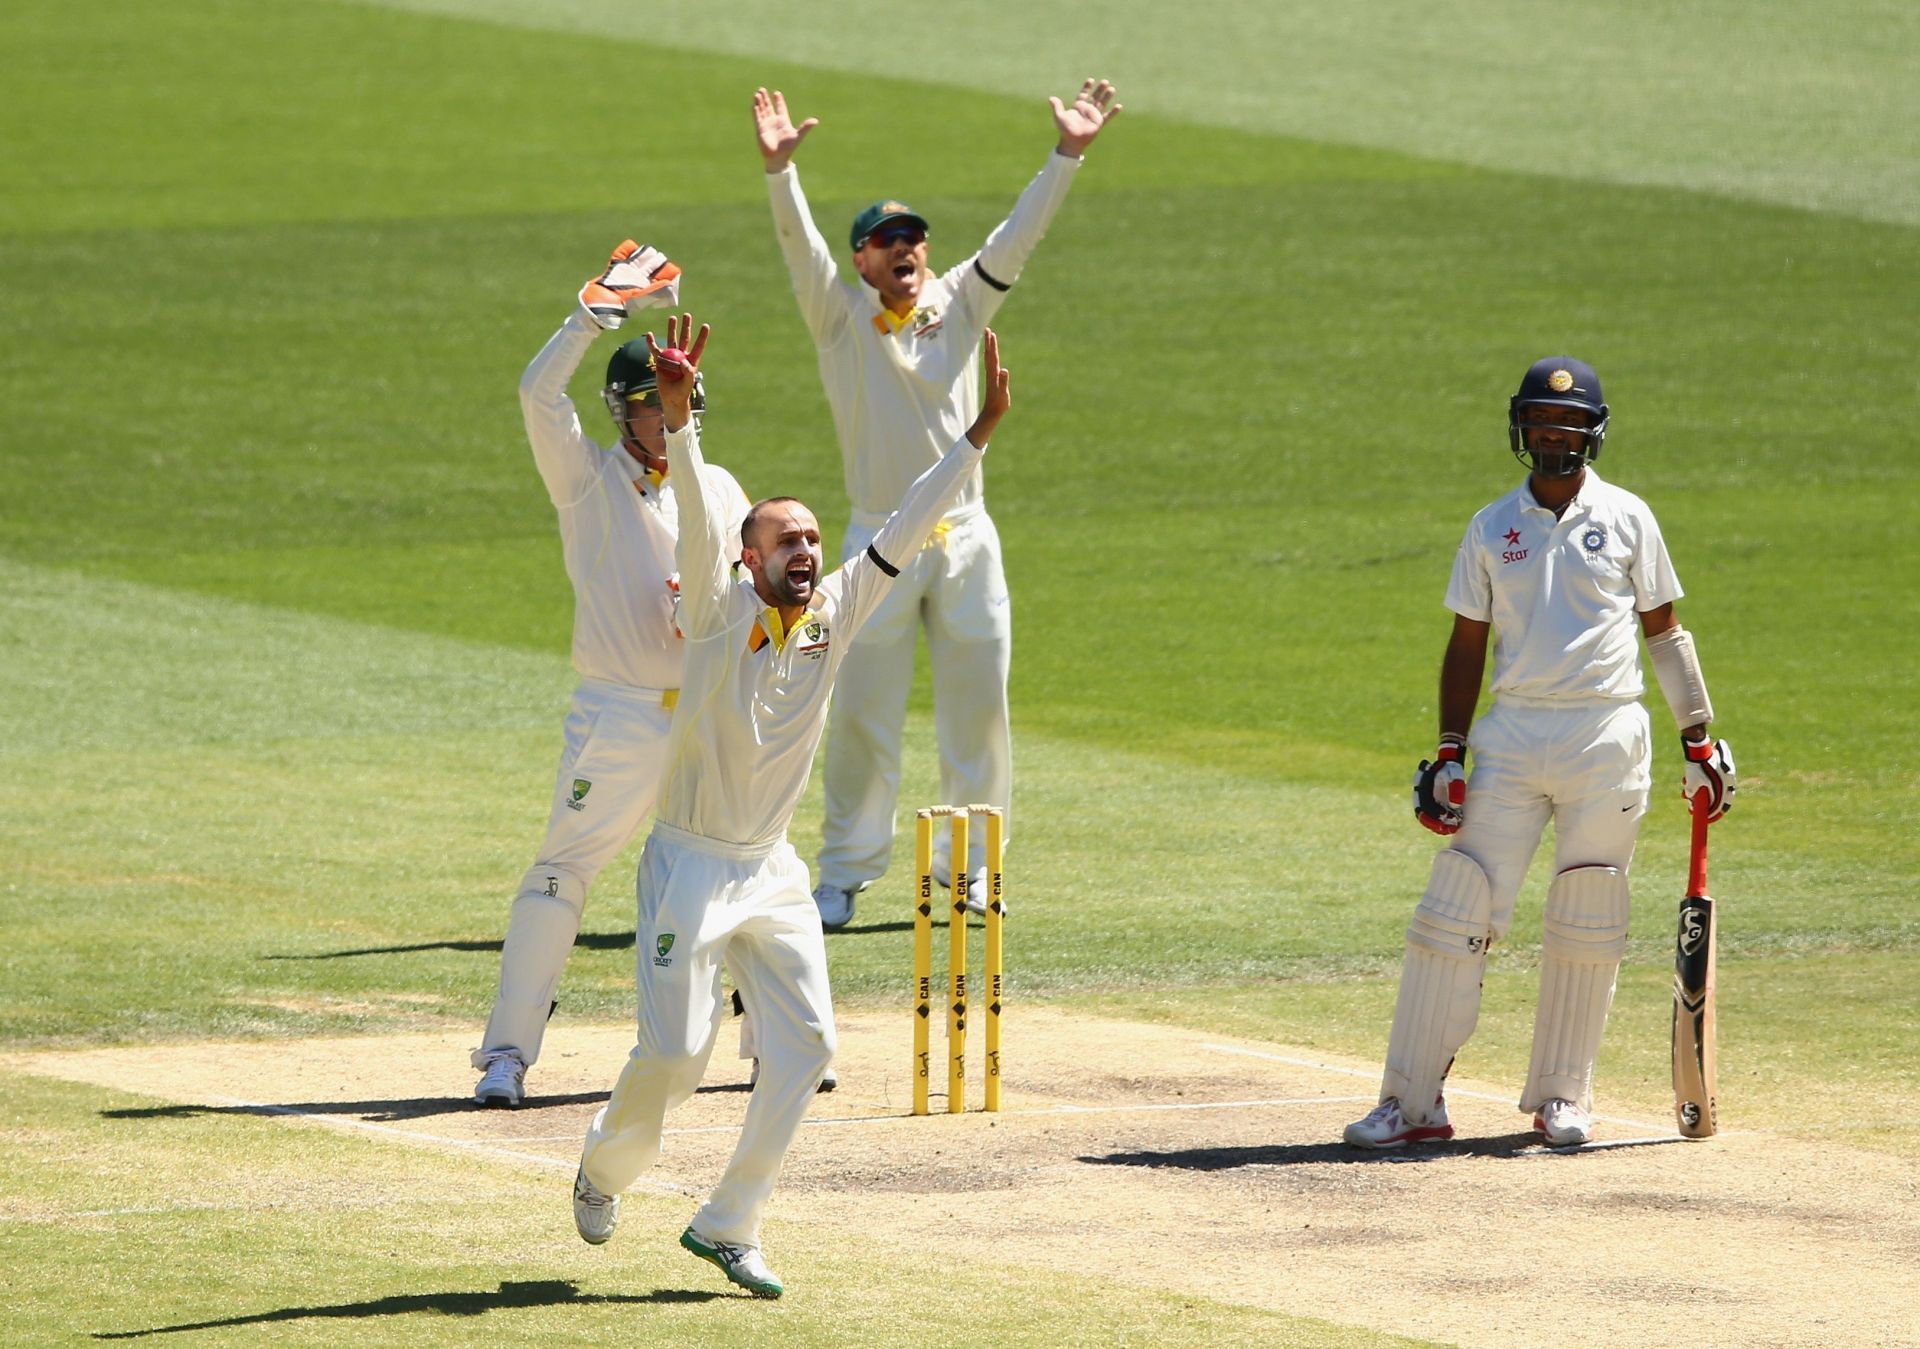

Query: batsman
[1345,357,1737,1150]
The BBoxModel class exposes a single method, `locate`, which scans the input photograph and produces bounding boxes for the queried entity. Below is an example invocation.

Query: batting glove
[1413,736,1468,835]
[1682,735,1736,822]
[580,241,682,330]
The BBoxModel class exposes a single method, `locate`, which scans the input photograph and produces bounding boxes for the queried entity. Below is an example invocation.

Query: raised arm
[754,86,817,173]
[651,314,732,636]
[972,80,1121,294]
[757,88,846,344]
[1049,78,1123,158]
[517,308,601,507]
[520,240,683,506]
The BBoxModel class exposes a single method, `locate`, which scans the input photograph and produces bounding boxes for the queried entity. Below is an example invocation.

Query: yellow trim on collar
[750,606,795,653]
[871,305,919,335]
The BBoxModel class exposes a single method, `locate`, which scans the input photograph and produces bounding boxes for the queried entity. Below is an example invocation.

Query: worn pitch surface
[10,1008,1913,1347]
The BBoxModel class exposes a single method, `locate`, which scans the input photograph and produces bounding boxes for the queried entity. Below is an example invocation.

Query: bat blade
[1671,795,1718,1138]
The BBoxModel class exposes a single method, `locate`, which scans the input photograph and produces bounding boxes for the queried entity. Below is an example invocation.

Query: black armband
[865,543,899,577]
[972,258,1011,292]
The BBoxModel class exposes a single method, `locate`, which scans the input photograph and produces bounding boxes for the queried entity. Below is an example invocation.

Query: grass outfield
[2,0,1916,1341]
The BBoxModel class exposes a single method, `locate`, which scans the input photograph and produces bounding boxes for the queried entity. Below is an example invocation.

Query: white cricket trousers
[476,678,674,1069]
[579,824,836,1248]
[818,505,1012,890]
[1454,699,1654,934]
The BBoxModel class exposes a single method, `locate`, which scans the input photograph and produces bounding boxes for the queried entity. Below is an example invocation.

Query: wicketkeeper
[1345,356,1737,1149]
[471,243,751,1108]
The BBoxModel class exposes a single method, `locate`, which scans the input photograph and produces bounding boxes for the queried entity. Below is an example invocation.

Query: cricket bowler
[571,315,1015,1297]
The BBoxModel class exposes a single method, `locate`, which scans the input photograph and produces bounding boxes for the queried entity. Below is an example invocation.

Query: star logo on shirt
[1503,527,1522,546]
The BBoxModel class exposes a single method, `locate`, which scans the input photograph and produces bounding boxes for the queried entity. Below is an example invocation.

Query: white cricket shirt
[519,309,749,690]
[766,153,1078,517]
[657,419,984,846]
[1445,468,1683,703]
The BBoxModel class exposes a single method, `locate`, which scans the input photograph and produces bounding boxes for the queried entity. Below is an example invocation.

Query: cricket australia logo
[910,303,944,337]
[566,778,592,812]
[654,933,676,968]
[1580,523,1609,555]
[797,619,830,661]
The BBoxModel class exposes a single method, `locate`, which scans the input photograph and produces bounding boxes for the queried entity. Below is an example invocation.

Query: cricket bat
[1671,789,1718,1138]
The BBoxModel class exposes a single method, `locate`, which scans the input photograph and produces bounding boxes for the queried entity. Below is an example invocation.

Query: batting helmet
[1508,355,1608,476]
[602,339,706,427]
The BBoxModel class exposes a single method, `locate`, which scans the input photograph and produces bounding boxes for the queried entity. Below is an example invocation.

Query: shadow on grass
[93,1278,726,1338]
[100,1077,758,1123]
[1079,1132,1688,1169]
[100,1093,610,1123]
[264,931,635,960]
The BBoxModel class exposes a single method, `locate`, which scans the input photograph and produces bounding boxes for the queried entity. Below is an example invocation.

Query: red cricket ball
[656,348,691,382]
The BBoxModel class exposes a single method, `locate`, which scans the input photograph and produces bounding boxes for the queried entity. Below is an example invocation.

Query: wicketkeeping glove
[1412,736,1468,835]
[1682,735,1736,822]
[580,240,682,330]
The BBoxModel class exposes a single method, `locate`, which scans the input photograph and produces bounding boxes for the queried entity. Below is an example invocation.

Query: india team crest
[1580,523,1609,554]
[1548,368,1575,393]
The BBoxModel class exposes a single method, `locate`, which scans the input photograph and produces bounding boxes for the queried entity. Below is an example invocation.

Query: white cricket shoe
[680,1225,784,1299]
[1534,1098,1594,1146]
[474,1049,526,1107]
[572,1167,620,1245]
[937,866,1000,917]
[1343,1096,1455,1148]
[812,882,858,930]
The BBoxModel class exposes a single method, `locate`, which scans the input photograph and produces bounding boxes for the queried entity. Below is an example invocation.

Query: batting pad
[1381,849,1493,1120]
[472,868,589,1068]
[1522,865,1629,1113]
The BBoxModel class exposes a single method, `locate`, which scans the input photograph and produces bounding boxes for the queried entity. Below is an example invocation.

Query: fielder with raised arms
[753,79,1120,927]
[470,243,751,1108]
[1345,356,1736,1149]
[571,315,1014,1298]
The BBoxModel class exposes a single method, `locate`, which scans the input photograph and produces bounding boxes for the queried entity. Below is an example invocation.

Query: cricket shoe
[473,1049,526,1108]
[749,1059,839,1093]
[812,881,866,930]
[937,866,1002,918]
[572,1167,620,1245]
[1534,1098,1594,1146]
[680,1225,784,1299]
[1343,1096,1455,1148]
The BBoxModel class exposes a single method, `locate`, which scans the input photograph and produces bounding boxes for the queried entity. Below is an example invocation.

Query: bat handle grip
[1687,788,1711,896]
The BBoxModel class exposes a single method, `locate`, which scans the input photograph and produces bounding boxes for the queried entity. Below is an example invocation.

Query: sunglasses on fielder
[863,226,926,250]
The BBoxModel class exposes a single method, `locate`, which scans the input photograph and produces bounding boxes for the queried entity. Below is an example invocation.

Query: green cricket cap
[849,199,929,251]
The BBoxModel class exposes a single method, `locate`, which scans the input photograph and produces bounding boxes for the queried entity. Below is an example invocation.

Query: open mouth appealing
[785,559,815,593]
[892,262,915,283]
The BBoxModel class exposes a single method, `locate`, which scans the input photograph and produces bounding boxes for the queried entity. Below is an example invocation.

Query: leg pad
[1382,850,1493,1121]
[1522,865,1629,1112]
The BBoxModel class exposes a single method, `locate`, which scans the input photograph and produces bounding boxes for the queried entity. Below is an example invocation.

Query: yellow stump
[912,810,935,1116]
[948,810,970,1114]
[983,806,1004,1113]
